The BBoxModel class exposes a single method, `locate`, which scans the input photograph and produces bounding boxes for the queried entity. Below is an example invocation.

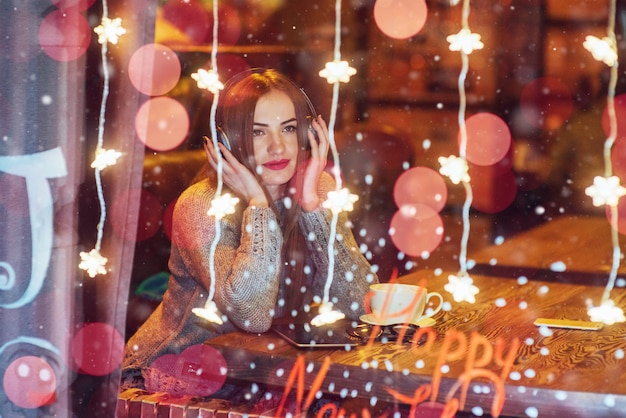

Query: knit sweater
[121,172,378,389]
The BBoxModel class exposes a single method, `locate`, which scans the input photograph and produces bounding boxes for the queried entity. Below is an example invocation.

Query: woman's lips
[263,159,290,170]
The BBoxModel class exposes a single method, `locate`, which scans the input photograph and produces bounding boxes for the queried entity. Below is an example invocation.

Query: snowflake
[444,273,479,303]
[91,148,122,170]
[193,300,224,325]
[79,249,108,278]
[94,17,126,45]
[585,176,626,207]
[583,35,618,67]
[438,155,470,184]
[191,69,224,94]
[208,193,240,219]
[311,302,345,326]
[588,299,626,325]
[322,187,359,213]
[319,60,357,84]
[447,28,484,55]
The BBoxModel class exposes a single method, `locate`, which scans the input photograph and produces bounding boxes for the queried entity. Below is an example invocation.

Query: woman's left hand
[299,115,330,211]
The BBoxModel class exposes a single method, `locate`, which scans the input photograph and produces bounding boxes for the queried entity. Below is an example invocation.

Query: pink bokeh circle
[135,97,190,151]
[461,112,512,166]
[373,0,428,40]
[3,356,56,409]
[389,203,444,256]
[393,166,447,212]
[110,188,163,242]
[602,93,626,141]
[39,9,91,62]
[470,166,517,214]
[520,77,573,130]
[611,135,626,181]
[128,44,182,96]
[71,323,125,376]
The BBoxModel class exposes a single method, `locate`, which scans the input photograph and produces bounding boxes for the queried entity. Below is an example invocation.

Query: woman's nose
[268,133,286,155]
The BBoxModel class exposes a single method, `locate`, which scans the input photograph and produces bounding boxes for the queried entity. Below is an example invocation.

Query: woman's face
[252,89,301,199]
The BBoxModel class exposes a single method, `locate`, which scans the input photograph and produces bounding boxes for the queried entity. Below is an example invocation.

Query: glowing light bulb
[91,148,122,170]
[444,273,479,303]
[438,155,470,184]
[192,300,224,325]
[79,249,108,278]
[208,193,240,219]
[322,187,359,213]
[585,175,626,207]
[311,302,345,327]
[94,17,126,45]
[583,35,618,67]
[446,28,484,55]
[588,299,625,325]
[319,60,357,84]
[191,69,224,94]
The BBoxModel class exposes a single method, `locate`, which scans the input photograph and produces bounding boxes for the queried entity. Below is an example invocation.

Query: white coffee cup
[367,283,443,325]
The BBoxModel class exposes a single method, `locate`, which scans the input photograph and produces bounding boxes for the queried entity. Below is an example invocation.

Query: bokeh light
[393,166,448,212]
[161,0,211,44]
[71,323,125,376]
[128,44,182,96]
[39,9,91,62]
[606,198,626,235]
[373,0,428,40]
[470,165,517,214]
[3,356,56,409]
[135,97,190,151]
[602,93,626,140]
[611,135,626,181]
[462,112,512,166]
[110,189,163,242]
[520,77,573,130]
[389,203,444,256]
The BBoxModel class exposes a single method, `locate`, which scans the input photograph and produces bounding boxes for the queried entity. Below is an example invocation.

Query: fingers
[309,116,329,157]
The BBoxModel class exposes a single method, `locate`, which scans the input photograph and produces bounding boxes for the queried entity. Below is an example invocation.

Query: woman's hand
[203,138,269,207]
[298,115,330,212]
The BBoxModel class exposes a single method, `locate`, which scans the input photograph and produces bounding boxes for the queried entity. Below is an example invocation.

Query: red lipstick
[263,159,290,170]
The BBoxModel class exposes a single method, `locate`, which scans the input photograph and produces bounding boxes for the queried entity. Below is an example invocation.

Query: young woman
[121,68,378,392]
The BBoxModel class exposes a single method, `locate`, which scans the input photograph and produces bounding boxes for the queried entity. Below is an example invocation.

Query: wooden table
[206,266,626,417]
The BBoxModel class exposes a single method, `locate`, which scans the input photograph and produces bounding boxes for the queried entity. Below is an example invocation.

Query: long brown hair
[215,69,313,312]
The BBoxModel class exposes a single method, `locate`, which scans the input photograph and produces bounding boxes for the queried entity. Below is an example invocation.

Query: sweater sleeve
[299,173,379,319]
[170,180,283,332]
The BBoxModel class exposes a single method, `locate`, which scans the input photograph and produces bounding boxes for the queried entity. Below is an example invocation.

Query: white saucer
[359,314,436,328]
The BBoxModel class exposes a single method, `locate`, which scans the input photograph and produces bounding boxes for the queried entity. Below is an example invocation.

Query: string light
[440,0,480,302]
[311,0,355,327]
[79,1,126,278]
[583,0,625,325]
[192,0,226,325]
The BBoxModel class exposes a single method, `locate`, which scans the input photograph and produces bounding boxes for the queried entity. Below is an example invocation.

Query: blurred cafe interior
[2,0,626,416]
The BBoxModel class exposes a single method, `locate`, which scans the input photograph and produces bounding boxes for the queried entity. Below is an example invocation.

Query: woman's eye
[252,129,264,137]
[283,125,297,133]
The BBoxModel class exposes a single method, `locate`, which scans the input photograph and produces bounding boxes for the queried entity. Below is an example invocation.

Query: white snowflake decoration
[588,299,626,325]
[311,301,345,327]
[583,35,618,67]
[91,148,122,170]
[585,176,626,207]
[192,300,224,325]
[447,28,484,55]
[94,17,126,45]
[79,249,108,278]
[439,155,470,184]
[319,60,357,84]
[444,273,479,303]
[322,187,359,213]
[208,193,240,220]
[191,69,225,94]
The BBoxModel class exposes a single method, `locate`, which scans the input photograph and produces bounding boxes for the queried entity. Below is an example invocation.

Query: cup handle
[420,292,443,320]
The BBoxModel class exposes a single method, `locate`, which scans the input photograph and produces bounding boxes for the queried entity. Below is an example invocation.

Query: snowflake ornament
[91,148,122,170]
[311,301,345,327]
[94,17,126,45]
[322,187,359,213]
[193,300,224,325]
[447,28,484,55]
[588,299,626,325]
[444,273,479,303]
[319,60,357,84]
[208,193,240,220]
[439,155,470,184]
[191,69,224,94]
[583,35,618,67]
[585,176,626,207]
[79,249,108,278]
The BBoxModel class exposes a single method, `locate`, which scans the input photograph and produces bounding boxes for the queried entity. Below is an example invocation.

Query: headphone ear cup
[216,126,231,151]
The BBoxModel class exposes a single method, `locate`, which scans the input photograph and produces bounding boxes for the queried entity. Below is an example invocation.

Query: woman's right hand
[203,138,269,207]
